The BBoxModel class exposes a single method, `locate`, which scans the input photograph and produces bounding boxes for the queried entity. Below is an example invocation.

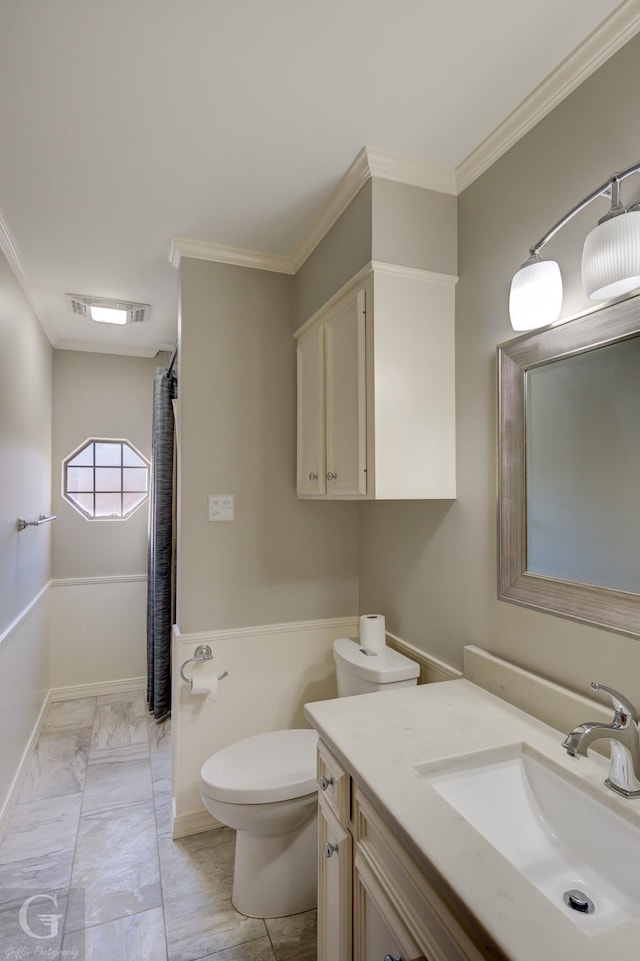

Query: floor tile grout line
[148,708,171,961]
[148,711,277,961]
[265,920,280,961]
[189,932,277,961]
[60,695,97,944]
[65,902,164,936]
[12,694,313,959]
[58,692,158,944]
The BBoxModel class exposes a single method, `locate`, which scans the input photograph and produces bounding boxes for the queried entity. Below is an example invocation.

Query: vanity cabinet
[317,739,353,961]
[316,739,490,961]
[319,798,352,961]
[295,264,457,500]
[354,849,426,961]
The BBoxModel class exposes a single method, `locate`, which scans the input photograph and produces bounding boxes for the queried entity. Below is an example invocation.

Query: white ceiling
[0,0,637,357]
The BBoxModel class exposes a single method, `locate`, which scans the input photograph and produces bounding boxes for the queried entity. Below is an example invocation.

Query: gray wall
[371,179,457,275]
[177,258,359,634]
[294,180,372,328]
[0,248,51,815]
[0,257,52,622]
[359,32,640,703]
[52,350,158,578]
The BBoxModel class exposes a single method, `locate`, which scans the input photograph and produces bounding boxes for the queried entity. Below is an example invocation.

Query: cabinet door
[354,851,427,961]
[325,289,367,497]
[297,320,326,495]
[318,799,352,961]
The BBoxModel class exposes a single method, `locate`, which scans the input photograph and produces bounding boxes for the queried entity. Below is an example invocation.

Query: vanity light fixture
[509,159,640,331]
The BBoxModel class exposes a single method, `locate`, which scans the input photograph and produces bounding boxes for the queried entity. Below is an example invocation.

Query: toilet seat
[200,729,318,804]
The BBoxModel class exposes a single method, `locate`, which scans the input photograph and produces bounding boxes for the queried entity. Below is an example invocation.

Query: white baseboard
[49,578,147,689]
[0,675,147,841]
[172,802,222,839]
[49,676,146,702]
[0,690,52,841]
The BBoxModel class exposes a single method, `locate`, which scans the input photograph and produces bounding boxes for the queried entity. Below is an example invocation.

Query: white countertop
[304,678,640,961]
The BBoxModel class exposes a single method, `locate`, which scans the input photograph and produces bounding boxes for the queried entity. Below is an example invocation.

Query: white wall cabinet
[316,739,488,961]
[295,263,456,500]
[296,287,367,498]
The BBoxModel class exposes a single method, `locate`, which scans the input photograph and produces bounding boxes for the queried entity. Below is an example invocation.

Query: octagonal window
[63,439,150,520]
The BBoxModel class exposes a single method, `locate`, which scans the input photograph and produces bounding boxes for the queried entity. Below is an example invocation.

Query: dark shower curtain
[147,365,178,721]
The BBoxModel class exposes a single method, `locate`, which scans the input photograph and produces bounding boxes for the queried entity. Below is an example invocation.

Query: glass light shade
[509,258,563,331]
[582,210,640,300]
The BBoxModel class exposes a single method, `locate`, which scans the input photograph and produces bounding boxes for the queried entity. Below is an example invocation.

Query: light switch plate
[208,494,235,522]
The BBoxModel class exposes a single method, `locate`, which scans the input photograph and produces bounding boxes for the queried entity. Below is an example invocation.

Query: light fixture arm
[529,159,640,258]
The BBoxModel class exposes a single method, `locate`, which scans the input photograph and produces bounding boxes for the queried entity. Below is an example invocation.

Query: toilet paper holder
[180,645,229,689]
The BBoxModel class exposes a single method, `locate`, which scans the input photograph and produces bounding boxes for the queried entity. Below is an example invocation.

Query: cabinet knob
[323,841,339,858]
[383,956,403,961]
[318,775,333,791]
[327,472,337,481]
[308,472,318,481]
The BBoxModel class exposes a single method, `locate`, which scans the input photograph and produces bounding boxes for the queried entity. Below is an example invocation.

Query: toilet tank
[333,637,419,697]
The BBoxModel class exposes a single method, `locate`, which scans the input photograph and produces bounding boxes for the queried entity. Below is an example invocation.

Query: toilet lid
[333,636,420,683]
[200,729,318,804]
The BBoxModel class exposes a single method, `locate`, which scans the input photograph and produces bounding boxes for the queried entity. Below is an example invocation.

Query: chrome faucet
[562,683,640,798]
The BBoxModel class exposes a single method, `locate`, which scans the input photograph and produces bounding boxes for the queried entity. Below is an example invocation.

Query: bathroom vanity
[305,678,640,961]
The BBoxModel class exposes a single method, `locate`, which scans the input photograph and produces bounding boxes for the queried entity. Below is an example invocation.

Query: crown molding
[456,0,640,191]
[170,146,459,276]
[288,146,373,272]
[169,236,294,274]
[0,204,56,345]
[290,146,458,272]
[365,147,457,196]
[54,339,162,358]
[168,149,372,275]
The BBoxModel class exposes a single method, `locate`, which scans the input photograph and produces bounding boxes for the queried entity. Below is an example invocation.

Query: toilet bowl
[199,637,419,919]
[200,728,318,918]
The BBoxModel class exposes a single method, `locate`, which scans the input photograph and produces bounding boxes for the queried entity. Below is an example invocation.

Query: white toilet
[199,637,419,918]
[333,636,420,695]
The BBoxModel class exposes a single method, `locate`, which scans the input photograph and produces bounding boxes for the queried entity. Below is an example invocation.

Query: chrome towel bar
[180,644,228,689]
[16,513,57,531]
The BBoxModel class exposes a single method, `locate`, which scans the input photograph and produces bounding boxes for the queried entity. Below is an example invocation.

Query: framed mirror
[498,293,640,638]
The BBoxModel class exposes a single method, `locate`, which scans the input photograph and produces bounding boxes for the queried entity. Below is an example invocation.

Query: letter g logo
[18,893,63,939]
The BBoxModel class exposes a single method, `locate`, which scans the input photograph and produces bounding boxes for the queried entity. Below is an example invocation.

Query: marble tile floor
[0,691,317,961]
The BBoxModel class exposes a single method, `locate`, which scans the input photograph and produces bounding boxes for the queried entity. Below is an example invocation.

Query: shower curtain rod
[166,341,178,378]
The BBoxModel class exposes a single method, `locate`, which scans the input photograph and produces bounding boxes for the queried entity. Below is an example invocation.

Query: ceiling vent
[66,294,150,325]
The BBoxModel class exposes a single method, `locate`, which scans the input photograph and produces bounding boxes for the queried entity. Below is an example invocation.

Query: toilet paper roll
[359,614,386,651]
[191,663,219,703]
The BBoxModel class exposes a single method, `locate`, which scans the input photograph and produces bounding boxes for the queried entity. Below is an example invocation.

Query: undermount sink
[414,744,640,935]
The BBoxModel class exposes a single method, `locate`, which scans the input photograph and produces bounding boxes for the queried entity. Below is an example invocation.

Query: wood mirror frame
[498,292,640,638]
